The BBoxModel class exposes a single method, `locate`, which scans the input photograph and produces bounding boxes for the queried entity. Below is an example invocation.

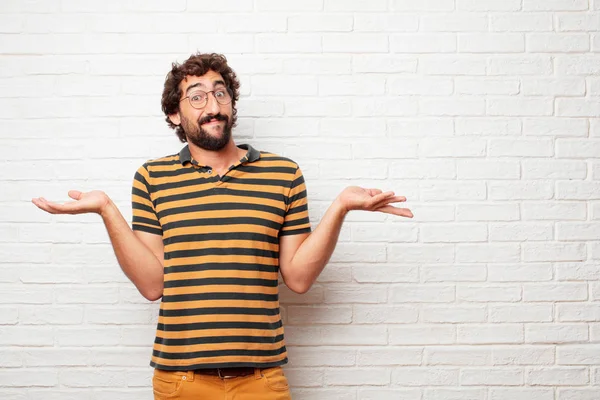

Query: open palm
[32,190,110,215]
[338,186,413,218]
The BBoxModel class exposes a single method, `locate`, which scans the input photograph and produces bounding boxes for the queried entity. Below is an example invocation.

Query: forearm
[286,198,348,291]
[100,200,164,301]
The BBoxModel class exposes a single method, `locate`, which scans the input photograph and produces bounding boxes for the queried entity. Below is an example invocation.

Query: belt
[194,367,257,379]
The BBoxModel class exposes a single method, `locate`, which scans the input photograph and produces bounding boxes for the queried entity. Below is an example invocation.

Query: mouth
[201,118,224,127]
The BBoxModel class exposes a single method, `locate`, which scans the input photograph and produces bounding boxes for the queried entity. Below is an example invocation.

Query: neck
[187,139,246,171]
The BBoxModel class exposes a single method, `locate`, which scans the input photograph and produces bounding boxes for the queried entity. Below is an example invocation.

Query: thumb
[68,190,83,200]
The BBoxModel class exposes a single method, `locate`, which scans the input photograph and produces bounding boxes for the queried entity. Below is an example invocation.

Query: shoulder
[256,151,301,171]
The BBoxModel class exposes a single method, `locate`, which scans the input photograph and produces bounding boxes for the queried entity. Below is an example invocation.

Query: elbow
[285,278,313,294]
[140,285,163,302]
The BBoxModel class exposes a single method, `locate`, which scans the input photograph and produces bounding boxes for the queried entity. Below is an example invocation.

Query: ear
[168,112,181,126]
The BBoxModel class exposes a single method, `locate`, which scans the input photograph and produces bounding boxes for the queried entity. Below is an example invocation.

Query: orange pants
[152,367,292,400]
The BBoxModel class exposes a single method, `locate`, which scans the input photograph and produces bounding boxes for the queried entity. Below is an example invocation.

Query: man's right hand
[32,190,110,216]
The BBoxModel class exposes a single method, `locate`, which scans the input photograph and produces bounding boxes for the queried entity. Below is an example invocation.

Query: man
[32,52,413,399]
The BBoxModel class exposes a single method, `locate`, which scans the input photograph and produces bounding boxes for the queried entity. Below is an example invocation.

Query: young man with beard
[32,52,413,399]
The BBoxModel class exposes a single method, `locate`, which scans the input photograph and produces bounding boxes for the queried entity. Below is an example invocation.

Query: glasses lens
[214,88,232,105]
[189,91,208,109]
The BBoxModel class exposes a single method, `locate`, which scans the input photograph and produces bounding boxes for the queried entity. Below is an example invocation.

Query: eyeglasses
[180,88,233,109]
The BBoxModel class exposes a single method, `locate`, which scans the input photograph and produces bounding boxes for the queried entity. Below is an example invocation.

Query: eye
[215,90,226,98]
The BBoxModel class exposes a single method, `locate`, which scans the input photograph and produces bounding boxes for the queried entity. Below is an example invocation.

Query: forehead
[180,70,225,92]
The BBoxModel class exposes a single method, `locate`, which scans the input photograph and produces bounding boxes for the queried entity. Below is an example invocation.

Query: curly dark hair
[161,52,240,143]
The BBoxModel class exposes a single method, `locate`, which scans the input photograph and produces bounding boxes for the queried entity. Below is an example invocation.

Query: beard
[181,113,232,151]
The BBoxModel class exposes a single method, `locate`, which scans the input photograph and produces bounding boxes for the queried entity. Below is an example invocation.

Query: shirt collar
[178,144,260,166]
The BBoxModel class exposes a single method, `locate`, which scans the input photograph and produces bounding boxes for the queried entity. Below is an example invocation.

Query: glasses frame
[179,87,233,110]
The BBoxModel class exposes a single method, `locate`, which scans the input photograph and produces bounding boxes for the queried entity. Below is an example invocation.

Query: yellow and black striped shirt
[131,144,311,370]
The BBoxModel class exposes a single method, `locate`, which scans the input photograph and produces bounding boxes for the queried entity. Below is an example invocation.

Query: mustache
[198,114,229,125]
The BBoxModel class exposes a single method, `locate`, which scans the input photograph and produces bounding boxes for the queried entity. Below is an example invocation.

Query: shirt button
[207,169,212,174]
[182,376,187,381]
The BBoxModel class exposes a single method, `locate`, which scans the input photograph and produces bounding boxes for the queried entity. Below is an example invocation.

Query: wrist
[333,196,350,216]
[98,194,114,219]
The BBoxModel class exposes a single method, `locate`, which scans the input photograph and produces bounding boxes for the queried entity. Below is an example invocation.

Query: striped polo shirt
[131,144,311,370]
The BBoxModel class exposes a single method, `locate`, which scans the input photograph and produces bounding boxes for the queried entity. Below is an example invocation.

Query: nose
[203,91,220,115]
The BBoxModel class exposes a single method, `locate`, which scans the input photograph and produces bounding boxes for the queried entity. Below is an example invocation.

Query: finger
[367,188,383,196]
[375,205,414,218]
[68,190,83,200]
[369,191,395,206]
[370,195,406,210]
[38,198,82,215]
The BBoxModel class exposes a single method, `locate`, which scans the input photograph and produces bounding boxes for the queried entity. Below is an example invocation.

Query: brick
[352,265,418,283]
[324,368,390,386]
[456,244,520,263]
[286,347,355,367]
[558,345,600,365]
[488,56,553,75]
[558,304,600,322]
[420,56,487,75]
[421,224,486,243]
[558,389,600,400]
[523,118,589,137]
[391,0,455,11]
[488,264,553,282]
[421,138,487,158]
[558,13,600,31]
[0,370,57,387]
[523,0,588,11]
[523,160,587,179]
[455,78,520,95]
[488,99,553,117]
[528,34,590,52]
[490,305,553,323]
[489,223,554,242]
[323,34,388,53]
[358,347,422,366]
[492,346,555,366]
[523,78,586,96]
[390,285,455,303]
[455,118,521,136]
[391,34,457,53]
[389,325,456,345]
[489,181,554,200]
[458,285,521,302]
[490,388,554,400]
[556,56,600,75]
[461,368,523,385]
[321,326,387,345]
[425,346,491,366]
[491,13,554,31]
[459,34,525,53]
[557,181,600,200]
[526,324,589,344]
[457,161,520,180]
[256,0,322,11]
[458,325,524,344]
[388,244,455,263]
[420,98,485,116]
[524,243,586,262]
[421,265,486,282]
[522,202,586,220]
[324,0,387,11]
[353,305,418,324]
[421,14,488,31]
[392,368,459,386]
[256,34,321,53]
[354,14,419,32]
[422,306,486,323]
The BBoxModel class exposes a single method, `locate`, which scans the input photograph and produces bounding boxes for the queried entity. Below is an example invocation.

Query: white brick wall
[1,1,599,399]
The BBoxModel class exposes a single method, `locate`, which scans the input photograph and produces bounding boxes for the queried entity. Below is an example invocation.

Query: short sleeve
[131,164,162,236]
[280,166,311,237]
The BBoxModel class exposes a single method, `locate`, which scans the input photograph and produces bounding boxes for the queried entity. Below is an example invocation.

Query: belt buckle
[217,368,234,379]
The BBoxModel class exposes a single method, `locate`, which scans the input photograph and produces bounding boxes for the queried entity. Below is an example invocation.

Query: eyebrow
[185,80,227,94]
